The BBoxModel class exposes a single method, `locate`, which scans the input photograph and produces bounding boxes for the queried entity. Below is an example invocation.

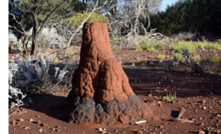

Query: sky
[160,0,179,11]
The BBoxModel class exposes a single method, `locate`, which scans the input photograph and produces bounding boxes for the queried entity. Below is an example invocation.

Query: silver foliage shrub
[8,31,32,52]
[9,54,79,108]
[36,27,67,49]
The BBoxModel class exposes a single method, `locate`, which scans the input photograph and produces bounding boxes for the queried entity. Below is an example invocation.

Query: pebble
[11,120,16,125]
[35,115,40,118]
[24,126,31,130]
[98,128,104,132]
[201,122,204,126]
[28,118,34,122]
[37,128,43,132]
[39,123,44,127]
[198,130,205,134]
[55,126,61,129]
[19,118,25,122]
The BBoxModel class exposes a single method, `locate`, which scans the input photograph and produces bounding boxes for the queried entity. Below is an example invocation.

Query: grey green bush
[9,54,79,108]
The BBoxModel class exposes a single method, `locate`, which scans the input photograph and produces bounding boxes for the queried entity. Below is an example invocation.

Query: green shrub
[172,41,196,53]
[157,54,166,60]
[132,37,165,52]
[202,56,220,63]
[67,12,109,29]
[174,53,182,59]
[192,54,201,61]
[207,43,221,50]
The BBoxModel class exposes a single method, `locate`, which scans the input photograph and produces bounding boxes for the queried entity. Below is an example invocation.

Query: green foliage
[151,0,221,35]
[207,43,221,50]
[172,41,196,53]
[10,0,84,31]
[174,53,182,60]
[66,47,76,56]
[20,0,83,20]
[163,92,176,103]
[192,54,201,61]
[67,12,109,29]
[171,41,221,54]
[202,56,220,63]
[157,54,166,60]
[110,38,122,50]
[131,37,166,52]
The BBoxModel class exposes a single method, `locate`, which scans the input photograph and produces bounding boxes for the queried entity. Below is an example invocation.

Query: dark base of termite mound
[68,95,150,125]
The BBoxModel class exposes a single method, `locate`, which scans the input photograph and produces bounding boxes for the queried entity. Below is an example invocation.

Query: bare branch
[65,0,109,51]
[36,0,69,36]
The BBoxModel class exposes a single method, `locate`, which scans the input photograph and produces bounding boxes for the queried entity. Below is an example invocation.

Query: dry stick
[170,107,194,123]
[65,0,109,54]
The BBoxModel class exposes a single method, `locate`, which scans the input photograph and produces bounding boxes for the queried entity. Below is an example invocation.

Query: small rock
[198,130,205,134]
[37,128,43,132]
[28,119,34,122]
[35,115,40,118]
[39,123,44,127]
[24,126,30,130]
[11,120,16,125]
[201,122,204,126]
[98,128,103,132]
[203,106,207,110]
[19,118,25,122]
[50,128,56,131]
[55,126,61,129]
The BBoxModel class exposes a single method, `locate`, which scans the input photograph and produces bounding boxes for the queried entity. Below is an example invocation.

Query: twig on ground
[170,107,194,123]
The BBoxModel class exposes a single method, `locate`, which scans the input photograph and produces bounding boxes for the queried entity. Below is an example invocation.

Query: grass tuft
[163,92,176,103]
[157,54,166,60]
[202,56,219,63]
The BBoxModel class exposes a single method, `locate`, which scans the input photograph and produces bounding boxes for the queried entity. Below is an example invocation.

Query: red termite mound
[66,22,151,125]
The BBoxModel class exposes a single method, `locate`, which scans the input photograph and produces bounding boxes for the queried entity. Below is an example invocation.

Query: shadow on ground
[25,94,70,123]
[123,60,221,98]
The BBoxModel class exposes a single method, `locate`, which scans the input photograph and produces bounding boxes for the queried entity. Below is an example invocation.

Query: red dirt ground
[9,48,221,134]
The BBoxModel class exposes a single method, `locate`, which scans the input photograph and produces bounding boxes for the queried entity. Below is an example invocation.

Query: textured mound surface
[66,22,151,125]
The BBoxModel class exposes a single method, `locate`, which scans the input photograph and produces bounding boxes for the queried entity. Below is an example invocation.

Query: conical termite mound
[66,22,151,125]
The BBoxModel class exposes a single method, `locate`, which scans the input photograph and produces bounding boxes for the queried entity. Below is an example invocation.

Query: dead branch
[9,12,28,55]
[65,0,109,52]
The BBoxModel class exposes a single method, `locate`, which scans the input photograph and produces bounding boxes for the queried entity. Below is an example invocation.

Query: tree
[9,0,85,56]
[150,0,221,36]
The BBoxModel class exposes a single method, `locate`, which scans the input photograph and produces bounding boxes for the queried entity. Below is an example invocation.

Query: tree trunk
[31,2,39,56]
[30,0,68,56]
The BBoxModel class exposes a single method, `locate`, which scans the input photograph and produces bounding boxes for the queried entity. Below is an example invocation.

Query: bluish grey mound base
[68,95,148,125]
